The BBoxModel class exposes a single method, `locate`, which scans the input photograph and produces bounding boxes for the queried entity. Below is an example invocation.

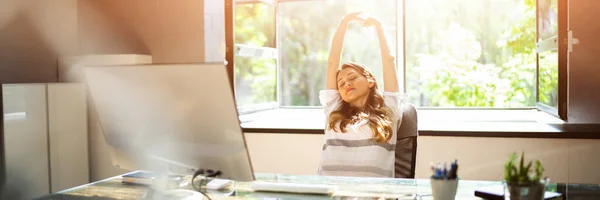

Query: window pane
[234,3,277,107]
[538,50,558,108]
[538,0,558,40]
[537,0,559,109]
[406,0,536,108]
[279,0,397,106]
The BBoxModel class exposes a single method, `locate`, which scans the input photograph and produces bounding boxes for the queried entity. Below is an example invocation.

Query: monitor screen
[83,63,254,181]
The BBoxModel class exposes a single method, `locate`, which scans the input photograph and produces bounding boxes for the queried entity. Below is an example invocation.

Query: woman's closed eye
[339,77,358,88]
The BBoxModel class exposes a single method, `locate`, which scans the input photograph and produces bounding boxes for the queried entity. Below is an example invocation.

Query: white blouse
[318,89,406,177]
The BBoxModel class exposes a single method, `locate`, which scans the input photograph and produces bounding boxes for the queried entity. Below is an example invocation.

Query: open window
[229,0,278,114]
[228,0,399,114]
[535,0,568,120]
[225,0,569,121]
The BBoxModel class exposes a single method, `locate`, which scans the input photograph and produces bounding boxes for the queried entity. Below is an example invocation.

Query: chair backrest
[394,103,418,178]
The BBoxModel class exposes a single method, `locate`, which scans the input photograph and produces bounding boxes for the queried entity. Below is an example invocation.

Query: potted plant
[503,152,548,200]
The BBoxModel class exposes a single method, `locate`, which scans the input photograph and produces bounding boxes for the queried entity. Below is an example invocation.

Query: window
[536,0,567,120]
[226,0,567,120]
[231,0,397,111]
[232,2,277,113]
[277,0,396,106]
[406,0,538,108]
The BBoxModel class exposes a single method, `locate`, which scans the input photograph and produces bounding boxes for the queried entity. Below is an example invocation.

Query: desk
[37,171,599,200]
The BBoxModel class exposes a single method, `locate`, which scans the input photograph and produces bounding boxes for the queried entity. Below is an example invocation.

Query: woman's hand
[357,14,382,28]
[340,12,363,24]
[340,12,382,28]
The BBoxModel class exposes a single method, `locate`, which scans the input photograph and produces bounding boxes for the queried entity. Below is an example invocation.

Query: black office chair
[394,103,418,178]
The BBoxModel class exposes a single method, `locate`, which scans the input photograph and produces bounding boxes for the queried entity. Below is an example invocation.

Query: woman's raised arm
[365,16,399,92]
[326,12,361,90]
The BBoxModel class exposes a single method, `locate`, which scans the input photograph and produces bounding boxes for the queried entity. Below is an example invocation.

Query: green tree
[233,0,556,109]
[234,4,276,107]
[420,22,509,107]
[497,0,537,107]
[498,0,559,107]
[412,0,547,108]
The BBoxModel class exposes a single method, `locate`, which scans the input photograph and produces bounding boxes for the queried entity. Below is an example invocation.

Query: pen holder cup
[430,178,459,200]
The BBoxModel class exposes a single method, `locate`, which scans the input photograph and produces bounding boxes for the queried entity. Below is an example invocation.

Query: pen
[449,159,458,179]
[435,169,442,179]
[442,162,448,179]
[436,163,442,179]
[431,160,458,179]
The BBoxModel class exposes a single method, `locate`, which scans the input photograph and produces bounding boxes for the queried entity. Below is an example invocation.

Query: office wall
[77,0,206,63]
[567,0,600,123]
[77,0,150,55]
[244,133,600,185]
[0,0,78,83]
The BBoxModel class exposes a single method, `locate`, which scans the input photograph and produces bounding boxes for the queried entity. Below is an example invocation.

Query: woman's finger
[346,11,364,19]
[356,13,370,21]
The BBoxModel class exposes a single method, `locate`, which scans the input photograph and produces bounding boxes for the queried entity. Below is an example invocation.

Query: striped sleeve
[319,90,342,116]
[383,92,407,121]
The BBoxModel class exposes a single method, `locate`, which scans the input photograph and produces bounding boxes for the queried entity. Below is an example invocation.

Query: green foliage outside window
[233,0,558,108]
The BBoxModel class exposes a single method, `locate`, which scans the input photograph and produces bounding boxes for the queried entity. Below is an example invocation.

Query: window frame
[535,0,568,121]
[226,0,569,119]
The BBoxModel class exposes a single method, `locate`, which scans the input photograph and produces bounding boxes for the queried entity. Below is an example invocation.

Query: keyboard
[249,181,338,195]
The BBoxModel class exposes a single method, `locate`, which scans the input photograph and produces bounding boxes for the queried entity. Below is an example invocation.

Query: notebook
[122,172,156,185]
[122,172,183,186]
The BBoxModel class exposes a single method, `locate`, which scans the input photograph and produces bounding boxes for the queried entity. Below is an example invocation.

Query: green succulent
[504,152,545,184]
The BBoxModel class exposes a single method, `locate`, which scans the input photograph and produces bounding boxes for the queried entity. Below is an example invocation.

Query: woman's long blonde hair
[327,63,394,143]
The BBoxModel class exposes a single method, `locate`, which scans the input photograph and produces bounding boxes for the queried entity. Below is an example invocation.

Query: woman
[318,12,406,178]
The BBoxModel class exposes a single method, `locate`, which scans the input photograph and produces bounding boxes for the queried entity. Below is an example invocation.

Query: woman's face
[337,67,374,104]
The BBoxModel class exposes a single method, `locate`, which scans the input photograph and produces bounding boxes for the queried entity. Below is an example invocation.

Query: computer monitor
[82,63,255,181]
